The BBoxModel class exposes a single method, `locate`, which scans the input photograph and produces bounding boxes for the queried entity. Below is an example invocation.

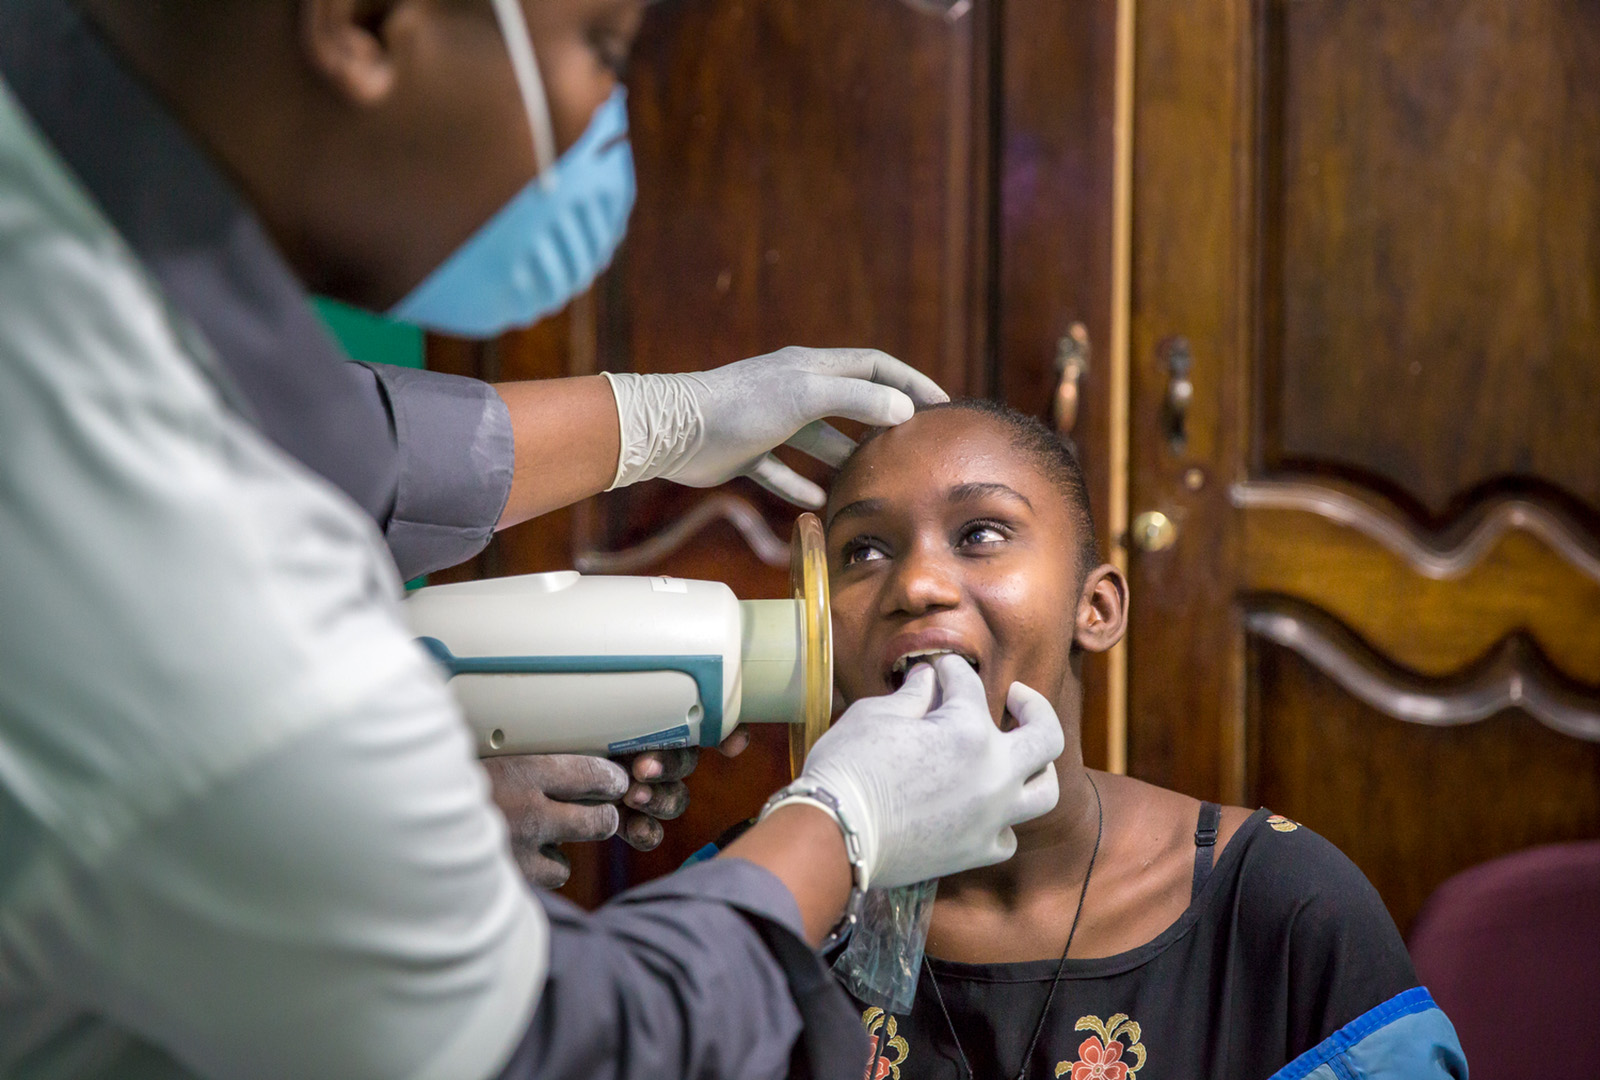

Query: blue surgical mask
[389,0,635,337]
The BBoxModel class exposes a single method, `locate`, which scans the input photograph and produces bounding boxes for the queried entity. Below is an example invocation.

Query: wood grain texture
[1238,491,1600,683]
[1248,636,1600,934]
[594,0,989,564]
[574,493,788,574]
[1244,597,1600,740]
[1123,0,1253,800]
[1129,0,1600,932]
[1258,0,1600,517]
[1233,481,1600,584]
[996,0,1118,769]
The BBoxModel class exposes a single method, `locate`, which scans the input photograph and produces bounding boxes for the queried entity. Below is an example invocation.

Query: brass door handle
[1053,322,1091,438]
[1159,336,1193,451]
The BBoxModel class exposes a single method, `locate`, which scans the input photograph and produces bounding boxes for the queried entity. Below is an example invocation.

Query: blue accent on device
[607,725,693,755]
[416,637,726,746]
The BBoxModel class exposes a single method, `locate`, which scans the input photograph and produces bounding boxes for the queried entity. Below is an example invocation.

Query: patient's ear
[1073,564,1128,653]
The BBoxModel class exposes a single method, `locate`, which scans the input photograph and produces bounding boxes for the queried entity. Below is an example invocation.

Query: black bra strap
[1192,801,1222,901]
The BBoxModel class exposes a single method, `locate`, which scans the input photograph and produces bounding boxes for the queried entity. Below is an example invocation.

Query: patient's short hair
[844,398,1101,578]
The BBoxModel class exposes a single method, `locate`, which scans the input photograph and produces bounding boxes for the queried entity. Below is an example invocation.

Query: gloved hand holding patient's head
[604,346,949,508]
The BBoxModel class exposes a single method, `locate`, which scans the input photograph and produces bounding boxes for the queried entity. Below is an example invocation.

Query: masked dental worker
[0,0,1071,1078]
[1,0,939,883]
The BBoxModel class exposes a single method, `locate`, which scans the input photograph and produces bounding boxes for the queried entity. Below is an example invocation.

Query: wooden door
[1126,0,1600,932]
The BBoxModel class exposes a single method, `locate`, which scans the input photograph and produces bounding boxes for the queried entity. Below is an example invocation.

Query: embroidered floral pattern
[1054,1014,1146,1080]
[861,1007,910,1080]
[1266,814,1300,833]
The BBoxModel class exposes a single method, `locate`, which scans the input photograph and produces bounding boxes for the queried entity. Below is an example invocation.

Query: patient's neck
[937,763,1102,911]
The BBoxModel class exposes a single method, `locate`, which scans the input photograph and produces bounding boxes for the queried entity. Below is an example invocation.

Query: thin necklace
[926,773,1104,1080]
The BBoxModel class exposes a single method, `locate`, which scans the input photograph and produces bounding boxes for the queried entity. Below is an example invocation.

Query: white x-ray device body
[405,515,832,769]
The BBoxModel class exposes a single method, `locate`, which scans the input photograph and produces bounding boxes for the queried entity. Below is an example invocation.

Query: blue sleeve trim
[682,841,721,868]
[1269,987,1466,1080]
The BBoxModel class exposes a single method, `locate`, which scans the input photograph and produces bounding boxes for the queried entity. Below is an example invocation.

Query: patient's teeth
[890,648,978,677]
[892,649,952,675]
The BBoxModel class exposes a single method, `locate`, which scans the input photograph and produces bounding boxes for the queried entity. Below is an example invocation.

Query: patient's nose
[883,543,961,615]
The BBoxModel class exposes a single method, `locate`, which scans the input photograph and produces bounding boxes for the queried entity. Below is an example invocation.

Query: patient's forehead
[829,408,1051,507]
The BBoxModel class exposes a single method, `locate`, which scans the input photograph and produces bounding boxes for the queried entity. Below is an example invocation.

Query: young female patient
[822,400,1465,1080]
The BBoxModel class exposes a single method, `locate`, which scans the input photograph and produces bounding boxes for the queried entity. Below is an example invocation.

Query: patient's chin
[835,677,881,707]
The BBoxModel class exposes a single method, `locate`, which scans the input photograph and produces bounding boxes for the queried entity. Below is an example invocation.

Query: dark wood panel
[1248,634,1600,933]
[1238,492,1600,682]
[996,0,1118,768]
[1124,0,1253,800]
[1244,596,1600,741]
[1128,0,1600,903]
[617,0,985,388]
[1260,0,1600,518]
[595,0,988,556]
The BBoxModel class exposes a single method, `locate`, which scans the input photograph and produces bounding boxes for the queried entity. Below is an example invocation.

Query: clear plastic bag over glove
[793,654,1066,890]
[602,347,948,508]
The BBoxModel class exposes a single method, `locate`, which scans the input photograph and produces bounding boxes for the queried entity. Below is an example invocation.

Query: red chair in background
[1409,841,1600,1080]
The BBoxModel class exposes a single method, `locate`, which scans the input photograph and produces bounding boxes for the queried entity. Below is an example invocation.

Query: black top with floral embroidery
[852,808,1418,1080]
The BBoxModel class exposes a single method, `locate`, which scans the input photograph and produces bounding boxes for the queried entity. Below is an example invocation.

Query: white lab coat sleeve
[7,667,548,1080]
[0,72,545,1080]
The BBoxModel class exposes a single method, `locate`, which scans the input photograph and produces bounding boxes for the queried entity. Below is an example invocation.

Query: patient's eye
[840,536,889,566]
[957,520,1011,549]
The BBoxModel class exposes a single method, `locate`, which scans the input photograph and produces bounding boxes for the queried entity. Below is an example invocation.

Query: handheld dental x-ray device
[406,514,833,772]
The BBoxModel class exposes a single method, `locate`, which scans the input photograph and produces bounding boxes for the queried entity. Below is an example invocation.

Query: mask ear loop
[488,0,559,187]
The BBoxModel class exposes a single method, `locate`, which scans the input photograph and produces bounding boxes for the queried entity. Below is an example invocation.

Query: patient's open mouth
[888,649,979,690]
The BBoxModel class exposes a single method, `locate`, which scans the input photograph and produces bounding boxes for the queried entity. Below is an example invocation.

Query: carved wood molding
[573,494,790,574]
[1231,480,1600,583]
[1244,597,1600,742]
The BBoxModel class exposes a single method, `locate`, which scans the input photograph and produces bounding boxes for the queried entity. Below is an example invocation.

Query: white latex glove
[601,347,948,508]
[791,654,1065,890]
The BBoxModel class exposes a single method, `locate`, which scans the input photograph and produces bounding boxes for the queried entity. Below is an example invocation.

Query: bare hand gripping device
[406,514,832,773]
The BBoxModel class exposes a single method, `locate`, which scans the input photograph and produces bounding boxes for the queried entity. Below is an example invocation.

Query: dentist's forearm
[721,804,852,946]
[493,375,620,529]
